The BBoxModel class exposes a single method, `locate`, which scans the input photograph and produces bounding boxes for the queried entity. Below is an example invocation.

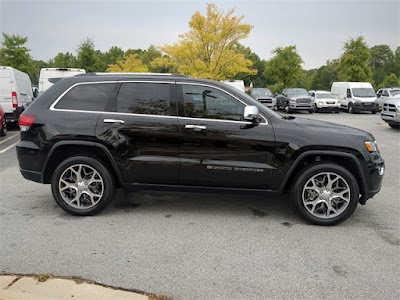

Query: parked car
[376,87,400,109]
[381,98,400,129]
[309,90,340,113]
[220,80,245,92]
[0,105,7,136]
[39,68,86,95]
[17,73,384,226]
[249,88,277,110]
[276,88,314,113]
[0,66,34,122]
[331,82,378,114]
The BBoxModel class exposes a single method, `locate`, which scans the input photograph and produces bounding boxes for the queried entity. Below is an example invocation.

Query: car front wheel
[291,163,359,226]
[51,156,116,216]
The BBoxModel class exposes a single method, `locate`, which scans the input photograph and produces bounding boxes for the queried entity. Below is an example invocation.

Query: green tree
[337,36,372,82]
[155,3,256,80]
[263,45,304,88]
[379,73,400,89]
[369,45,395,86]
[0,33,36,78]
[310,59,339,90]
[52,52,77,68]
[75,38,99,72]
[233,43,267,87]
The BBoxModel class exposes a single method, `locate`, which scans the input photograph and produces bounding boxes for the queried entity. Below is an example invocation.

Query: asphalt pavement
[0,112,399,300]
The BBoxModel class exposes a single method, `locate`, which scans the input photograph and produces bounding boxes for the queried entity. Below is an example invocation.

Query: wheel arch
[42,141,123,186]
[279,150,368,201]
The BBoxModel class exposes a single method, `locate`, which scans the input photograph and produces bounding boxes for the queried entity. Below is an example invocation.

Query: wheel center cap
[77,182,86,191]
[321,191,331,200]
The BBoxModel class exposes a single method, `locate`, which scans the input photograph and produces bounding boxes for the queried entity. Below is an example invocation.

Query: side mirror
[243,105,259,122]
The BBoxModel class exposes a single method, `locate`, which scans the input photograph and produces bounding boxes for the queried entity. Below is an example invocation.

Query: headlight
[397,105,400,112]
[364,141,378,153]
[318,101,324,105]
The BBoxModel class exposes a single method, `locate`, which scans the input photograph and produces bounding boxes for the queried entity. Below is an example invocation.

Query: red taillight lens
[12,91,18,108]
[19,115,36,126]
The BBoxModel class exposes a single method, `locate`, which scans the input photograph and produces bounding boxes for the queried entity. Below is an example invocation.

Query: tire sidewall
[51,156,115,216]
[292,163,359,226]
[0,116,6,136]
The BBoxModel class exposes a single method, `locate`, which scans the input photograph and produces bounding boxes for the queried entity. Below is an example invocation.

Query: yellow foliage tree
[156,3,257,80]
[107,54,149,72]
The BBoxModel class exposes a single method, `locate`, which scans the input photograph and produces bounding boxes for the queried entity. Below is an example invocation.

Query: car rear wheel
[0,116,6,136]
[51,156,116,216]
[285,103,292,113]
[291,163,359,226]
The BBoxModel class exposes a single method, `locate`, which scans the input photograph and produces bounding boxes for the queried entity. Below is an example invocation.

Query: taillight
[19,115,36,132]
[12,91,18,108]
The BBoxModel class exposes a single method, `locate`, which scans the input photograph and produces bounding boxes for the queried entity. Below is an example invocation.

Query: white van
[39,68,86,94]
[221,80,245,93]
[0,66,33,122]
[331,82,378,114]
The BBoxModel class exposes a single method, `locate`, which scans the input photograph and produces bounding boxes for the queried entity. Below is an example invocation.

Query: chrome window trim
[50,81,118,111]
[177,81,268,125]
[50,80,268,125]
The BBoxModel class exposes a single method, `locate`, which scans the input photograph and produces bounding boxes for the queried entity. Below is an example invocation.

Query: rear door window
[55,83,114,111]
[116,82,174,116]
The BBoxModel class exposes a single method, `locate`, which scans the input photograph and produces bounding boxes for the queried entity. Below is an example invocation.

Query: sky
[0,0,399,70]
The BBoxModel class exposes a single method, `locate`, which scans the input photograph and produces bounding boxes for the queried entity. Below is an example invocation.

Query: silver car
[249,88,277,110]
[381,98,400,129]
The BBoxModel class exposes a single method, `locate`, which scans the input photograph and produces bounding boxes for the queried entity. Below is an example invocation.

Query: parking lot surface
[0,112,399,300]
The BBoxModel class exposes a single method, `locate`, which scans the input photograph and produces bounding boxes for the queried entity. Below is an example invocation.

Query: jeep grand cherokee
[17,73,384,225]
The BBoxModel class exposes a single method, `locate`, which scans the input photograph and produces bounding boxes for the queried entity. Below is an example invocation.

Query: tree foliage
[157,3,256,80]
[379,73,400,89]
[263,45,304,89]
[338,36,372,82]
[310,59,339,90]
[76,38,99,72]
[107,54,149,72]
[0,33,36,78]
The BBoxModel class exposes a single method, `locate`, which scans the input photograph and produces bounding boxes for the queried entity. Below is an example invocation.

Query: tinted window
[117,83,172,115]
[182,85,244,121]
[55,83,114,111]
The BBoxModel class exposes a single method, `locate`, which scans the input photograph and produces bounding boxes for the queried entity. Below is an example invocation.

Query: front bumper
[381,112,400,124]
[353,102,378,112]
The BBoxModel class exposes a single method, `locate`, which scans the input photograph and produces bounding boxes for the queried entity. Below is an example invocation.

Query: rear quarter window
[54,83,114,111]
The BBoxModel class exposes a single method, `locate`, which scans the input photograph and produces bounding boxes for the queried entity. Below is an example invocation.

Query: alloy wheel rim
[302,172,351,219]
[59,164,104,209]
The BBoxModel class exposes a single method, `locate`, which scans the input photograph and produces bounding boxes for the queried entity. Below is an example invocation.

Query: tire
[0,116,6,136]
[308,109,314,114]
[371,110,376,115]
[389,123,400,129]
[285,103,292,113]
[51,156,116,216]
[291,163,359,226]
[348,103,354,114]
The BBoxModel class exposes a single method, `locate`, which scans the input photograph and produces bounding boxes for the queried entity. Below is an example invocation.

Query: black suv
[17,74,384,225]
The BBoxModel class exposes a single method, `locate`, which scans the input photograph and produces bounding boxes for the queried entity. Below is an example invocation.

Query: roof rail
[93,72,172,76]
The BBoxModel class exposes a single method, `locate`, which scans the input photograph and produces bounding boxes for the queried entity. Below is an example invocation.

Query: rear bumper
[19,168,43,183]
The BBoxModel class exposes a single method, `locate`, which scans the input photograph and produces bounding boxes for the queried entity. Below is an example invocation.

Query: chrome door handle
[104,119,125,124]
[185,124,206,130]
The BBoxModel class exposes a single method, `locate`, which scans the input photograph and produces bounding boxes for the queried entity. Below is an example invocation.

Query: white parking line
[0,133,19,145]
[0,140,20,154]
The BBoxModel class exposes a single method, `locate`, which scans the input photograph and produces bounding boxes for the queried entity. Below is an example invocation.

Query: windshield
[390,90,400,96]
[252,88,272,97]
[352,88,375,97]
[286,88,309,97]
[316,93,335,99]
